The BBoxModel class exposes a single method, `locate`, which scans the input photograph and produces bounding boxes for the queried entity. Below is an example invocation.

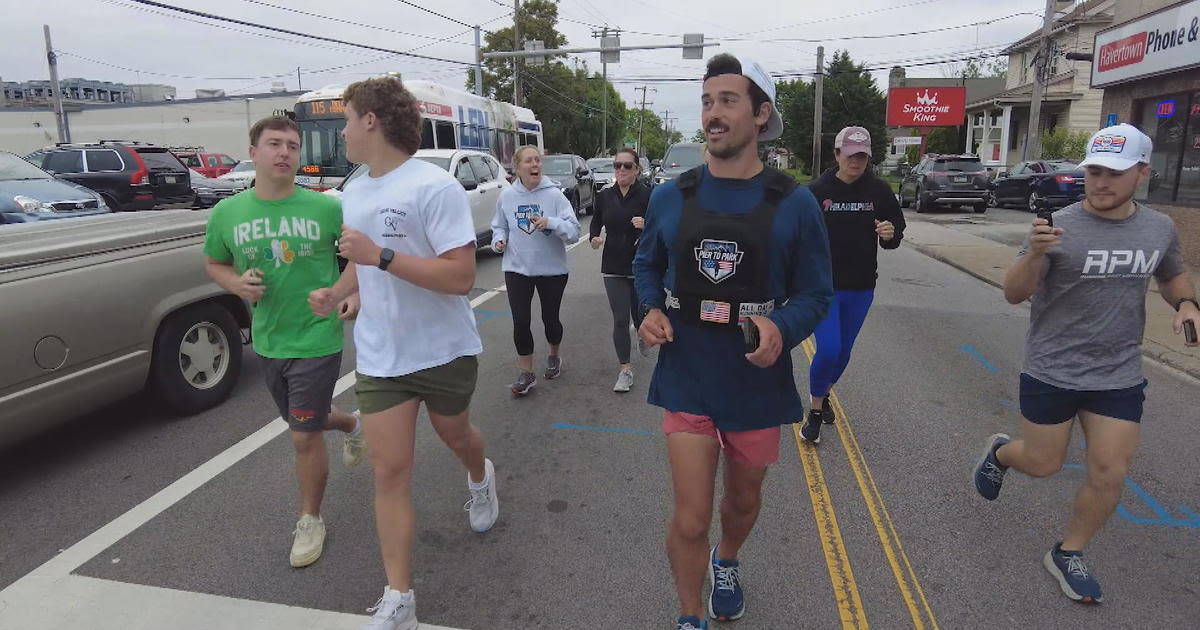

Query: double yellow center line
[792,337,941,630]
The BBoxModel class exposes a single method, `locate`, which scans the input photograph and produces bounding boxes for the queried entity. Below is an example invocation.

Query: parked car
[0,211,251,447]
[174,149,239,179]
[639,156,652,185]
[588,157,615,193]
[899,154,990,214]
[541,154,595,214]
[989,160,1085,212]
[653,142,707,186]
[33,141,193,212]
[218,160,256,188]
[325,149,509,247]
[189,169,244,208]
[0,151,110,224]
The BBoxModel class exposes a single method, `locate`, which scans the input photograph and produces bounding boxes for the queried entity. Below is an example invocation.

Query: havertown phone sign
[1092,0,1200,87]
[886,87,966,126]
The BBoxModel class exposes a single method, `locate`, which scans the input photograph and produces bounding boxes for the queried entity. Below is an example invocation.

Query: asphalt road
[2,212,1198,629]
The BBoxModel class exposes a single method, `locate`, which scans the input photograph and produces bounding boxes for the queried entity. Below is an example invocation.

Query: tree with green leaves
[691,129,706,143]
[624,108,677,161]
[1040,127,1091,162]
[466,0,567,100]
[775,50,887,174]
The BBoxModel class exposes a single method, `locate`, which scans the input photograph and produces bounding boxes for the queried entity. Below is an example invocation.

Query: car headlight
[195,187,214,195]
[14,195,54,213]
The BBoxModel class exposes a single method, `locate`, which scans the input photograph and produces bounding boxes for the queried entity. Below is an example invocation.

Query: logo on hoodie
[515,204,543,234]
[695,239,743,284]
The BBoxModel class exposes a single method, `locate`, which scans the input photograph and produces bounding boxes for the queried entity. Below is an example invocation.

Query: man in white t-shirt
[307,77,499,630]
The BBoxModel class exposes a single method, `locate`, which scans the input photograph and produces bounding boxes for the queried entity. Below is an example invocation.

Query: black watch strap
[1176,297,1200,312]
[377,247,395,271]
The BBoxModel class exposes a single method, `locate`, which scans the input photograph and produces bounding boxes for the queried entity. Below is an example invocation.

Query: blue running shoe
[707,545,745,621]
[973,433,1010,500]
[676,616,707,630]
[1044,543,1103,604]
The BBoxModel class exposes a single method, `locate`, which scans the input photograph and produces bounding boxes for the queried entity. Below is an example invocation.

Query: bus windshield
[297,118,350,177]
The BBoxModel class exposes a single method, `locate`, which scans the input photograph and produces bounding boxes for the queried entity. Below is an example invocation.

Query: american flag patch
[700,300,731,324]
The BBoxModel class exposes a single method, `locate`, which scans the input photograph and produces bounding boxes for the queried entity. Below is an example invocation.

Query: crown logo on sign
[916,90,938,105]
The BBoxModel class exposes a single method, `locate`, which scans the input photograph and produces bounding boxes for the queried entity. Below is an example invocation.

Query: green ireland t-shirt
[203,187,344,359]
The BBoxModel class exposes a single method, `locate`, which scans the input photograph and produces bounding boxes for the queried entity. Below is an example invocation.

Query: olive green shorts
[355,355,478,416]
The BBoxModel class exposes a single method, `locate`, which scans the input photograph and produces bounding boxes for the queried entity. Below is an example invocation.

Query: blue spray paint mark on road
[474,309,510,323]
[1061,464,1200,528]
[552,423,653,436]
[961,345,999,372]
[999,399,1016,410]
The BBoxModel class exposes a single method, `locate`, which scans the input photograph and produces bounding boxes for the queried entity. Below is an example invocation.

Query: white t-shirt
[342,158,482,377]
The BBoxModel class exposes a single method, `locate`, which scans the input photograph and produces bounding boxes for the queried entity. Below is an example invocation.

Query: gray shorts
[259,352,343,432]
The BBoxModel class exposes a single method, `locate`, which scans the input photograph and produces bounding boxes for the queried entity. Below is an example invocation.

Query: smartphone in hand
[1185,320,1198,345]
[740,318,760,353]
[1037,211,1054,227]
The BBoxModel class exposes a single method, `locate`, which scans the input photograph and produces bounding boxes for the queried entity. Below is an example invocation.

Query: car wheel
[914,190,929,213]
[149,302,243,415]
[973,203,987,214]
[985,190,999,209]
[1028,190,1041,213]
[101,193,123,212]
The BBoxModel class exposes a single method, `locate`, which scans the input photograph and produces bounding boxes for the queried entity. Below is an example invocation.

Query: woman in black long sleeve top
[800,126,906,444]
[589,147,652,393]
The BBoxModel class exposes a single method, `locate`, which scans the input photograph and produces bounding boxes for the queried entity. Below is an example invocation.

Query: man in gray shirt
[973,124,1200,604]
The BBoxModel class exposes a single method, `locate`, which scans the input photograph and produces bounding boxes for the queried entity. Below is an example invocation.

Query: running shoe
[675,616,707,630]
[1043,543,1103,604]
[973,433,1010,501]
[822,397,836,424]
[545,355,563,380]
[707,545,745,621]
[799,408,823,444]
[289,514,325,568]
[464,458,499,533]
[343,410,366,467]
[511,371,536,396]
[614,368,634,393]
[361,587,418,630]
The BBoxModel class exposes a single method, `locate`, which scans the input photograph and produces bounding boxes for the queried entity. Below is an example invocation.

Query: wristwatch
[377,247,395,271]
[1175,297,1200,312]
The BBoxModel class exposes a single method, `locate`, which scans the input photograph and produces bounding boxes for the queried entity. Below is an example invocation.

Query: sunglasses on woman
[612,161,638,170]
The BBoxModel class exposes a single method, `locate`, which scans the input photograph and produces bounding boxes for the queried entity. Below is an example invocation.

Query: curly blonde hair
[344,77,422,154]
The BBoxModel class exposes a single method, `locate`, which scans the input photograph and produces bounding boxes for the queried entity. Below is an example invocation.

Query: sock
[388,588,415,603]
[468,468,490,490]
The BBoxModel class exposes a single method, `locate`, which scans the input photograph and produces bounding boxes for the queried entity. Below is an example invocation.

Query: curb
[904,242,1200,383]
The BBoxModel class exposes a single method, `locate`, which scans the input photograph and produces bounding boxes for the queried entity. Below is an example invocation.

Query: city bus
[291,79,543,190]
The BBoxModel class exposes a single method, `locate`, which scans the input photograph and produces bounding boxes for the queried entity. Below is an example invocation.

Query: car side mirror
[461,180,478,191]
[651,159,662,168]
[576,167,589,178]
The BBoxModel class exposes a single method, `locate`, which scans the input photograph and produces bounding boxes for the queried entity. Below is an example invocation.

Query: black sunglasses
[613,161,638,170]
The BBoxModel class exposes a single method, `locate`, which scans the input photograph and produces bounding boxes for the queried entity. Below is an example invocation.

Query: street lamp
[244,97,255,131]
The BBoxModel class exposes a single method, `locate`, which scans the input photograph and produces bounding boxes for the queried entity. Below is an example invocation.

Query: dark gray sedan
[0,152,109,224]
[189,168,244,208]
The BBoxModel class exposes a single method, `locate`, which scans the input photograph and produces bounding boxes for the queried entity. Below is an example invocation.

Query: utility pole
[43,25,67,143]
[661,109,677,142]
[592,26,621,154]
[474,25,484,97]
[811,45,824,176]
[1024,0,1060,161]
[634,85,655,153]
[512,0,522,107]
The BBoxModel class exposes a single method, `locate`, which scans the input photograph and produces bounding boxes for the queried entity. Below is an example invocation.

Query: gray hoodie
[491,176,582,276]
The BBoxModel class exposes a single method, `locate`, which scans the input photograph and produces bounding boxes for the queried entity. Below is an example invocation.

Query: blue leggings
[809,289,875,398]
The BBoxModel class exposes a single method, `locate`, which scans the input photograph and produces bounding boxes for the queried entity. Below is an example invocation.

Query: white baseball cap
[1078,123,1152,171]
[706,55,784,141]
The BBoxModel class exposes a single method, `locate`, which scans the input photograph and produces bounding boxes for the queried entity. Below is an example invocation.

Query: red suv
[173,149,239,178]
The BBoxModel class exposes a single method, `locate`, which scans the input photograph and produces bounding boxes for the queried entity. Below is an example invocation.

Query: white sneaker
[360,587,418,630]
[464,458,499,532]
[343,410,365,467]
[613,368,634,393]
[289,514,325,568]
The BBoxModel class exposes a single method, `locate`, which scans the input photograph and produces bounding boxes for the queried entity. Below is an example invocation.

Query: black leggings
[505,272,568,357]
[603,276,642,364]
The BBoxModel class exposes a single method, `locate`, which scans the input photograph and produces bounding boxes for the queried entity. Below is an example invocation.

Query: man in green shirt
[203,116,364,569]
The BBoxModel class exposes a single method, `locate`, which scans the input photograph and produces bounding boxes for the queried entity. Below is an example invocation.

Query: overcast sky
[2,0,1057,137]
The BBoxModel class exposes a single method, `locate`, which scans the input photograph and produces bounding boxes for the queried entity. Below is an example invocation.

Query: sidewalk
[903,220,1200,381]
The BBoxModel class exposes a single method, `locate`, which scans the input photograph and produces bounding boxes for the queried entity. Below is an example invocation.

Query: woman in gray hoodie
[491,146,582,396]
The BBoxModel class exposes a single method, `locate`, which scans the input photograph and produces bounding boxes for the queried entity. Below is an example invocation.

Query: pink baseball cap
[834,127,872,157]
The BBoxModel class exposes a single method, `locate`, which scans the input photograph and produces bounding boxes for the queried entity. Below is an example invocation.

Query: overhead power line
[238,0,476,45]
[392,0,473,29]
[120,0,473,65]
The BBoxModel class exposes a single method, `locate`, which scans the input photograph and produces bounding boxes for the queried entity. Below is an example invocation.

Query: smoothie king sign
[886,87,966,126]
[1092,0,1200,87]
